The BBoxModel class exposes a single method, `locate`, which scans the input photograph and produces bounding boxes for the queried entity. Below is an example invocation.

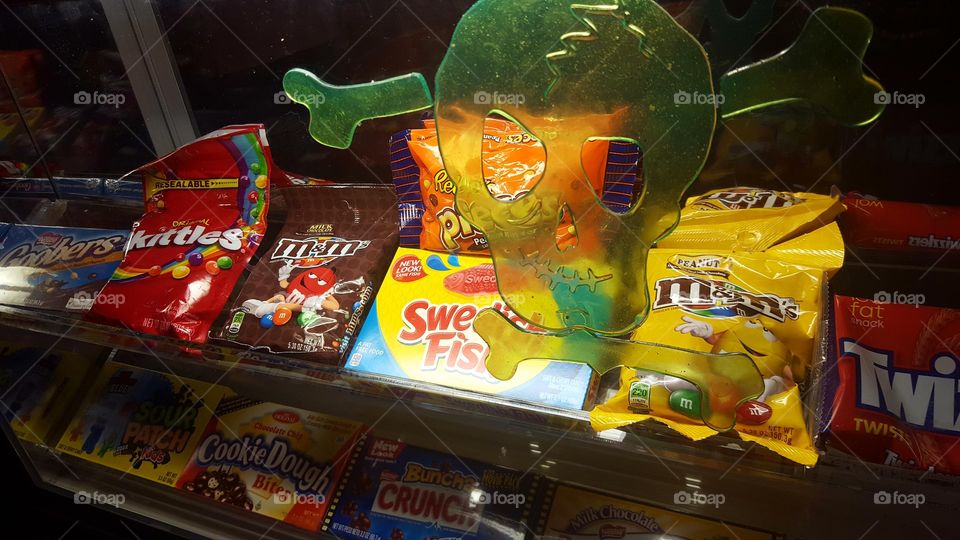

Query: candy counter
[3,1,959,539]
[1,298,956,540]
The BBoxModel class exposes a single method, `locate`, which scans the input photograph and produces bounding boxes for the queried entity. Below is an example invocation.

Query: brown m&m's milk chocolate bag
[217,185,398,363]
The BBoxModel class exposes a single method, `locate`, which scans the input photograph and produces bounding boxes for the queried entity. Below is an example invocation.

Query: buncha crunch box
[347,248,596,409]
[325,436,536,539]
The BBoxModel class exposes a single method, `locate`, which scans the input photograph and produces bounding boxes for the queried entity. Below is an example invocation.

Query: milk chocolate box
[535,483,779,539]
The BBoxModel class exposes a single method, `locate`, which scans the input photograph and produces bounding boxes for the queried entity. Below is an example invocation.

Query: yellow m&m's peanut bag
[658,187,844,252]
[592,223,843,465]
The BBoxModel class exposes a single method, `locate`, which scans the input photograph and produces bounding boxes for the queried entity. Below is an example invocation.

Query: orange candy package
[391,117,640,253]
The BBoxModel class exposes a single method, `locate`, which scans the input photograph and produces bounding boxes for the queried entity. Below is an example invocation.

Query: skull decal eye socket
[478,116,546,202]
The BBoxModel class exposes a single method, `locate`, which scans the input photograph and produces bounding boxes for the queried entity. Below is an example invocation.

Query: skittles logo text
[128,226,243,251]
[195,434,333,496]
[653,276,799,322]
[0,234,126,267]
[397,299,537,380]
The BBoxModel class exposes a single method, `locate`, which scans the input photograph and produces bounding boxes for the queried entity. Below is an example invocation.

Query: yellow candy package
[592,223,843,465]
[658,187,845,252]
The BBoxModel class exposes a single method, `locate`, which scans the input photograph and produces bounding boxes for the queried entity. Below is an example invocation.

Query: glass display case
[1,1,956,538]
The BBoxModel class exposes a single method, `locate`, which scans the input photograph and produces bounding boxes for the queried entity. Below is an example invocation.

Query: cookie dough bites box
[177,397,364,532]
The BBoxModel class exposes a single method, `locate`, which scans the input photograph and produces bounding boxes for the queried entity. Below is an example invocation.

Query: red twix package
[88,126,271,343]
[827,295,960,475]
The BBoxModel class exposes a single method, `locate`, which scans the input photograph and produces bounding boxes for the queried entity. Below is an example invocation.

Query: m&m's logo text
[270,237,369,261]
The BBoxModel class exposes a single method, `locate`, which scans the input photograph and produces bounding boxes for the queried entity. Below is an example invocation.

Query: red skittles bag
[88,126,271,343]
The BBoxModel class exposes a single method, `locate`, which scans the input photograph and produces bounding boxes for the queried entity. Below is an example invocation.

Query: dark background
[1,0,957,202]
[1,438,171,539]
[1,0,957,537]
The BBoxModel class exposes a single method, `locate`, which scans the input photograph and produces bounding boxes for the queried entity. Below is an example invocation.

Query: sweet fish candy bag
[391,117,640,253]
[87,126,270,343]
[658,187,844,252]
[592,223,843,465]
[348,247,596,409]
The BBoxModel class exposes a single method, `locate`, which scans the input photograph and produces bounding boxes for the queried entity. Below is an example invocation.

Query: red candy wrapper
[841,193,960,253]
[88,126,271,343]
[827,295,960,475]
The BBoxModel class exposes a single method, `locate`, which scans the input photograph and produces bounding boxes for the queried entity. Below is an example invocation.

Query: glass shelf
[0,301,956,539]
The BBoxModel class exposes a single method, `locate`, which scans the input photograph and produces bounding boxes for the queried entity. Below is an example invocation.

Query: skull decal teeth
[523,250,613,294]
